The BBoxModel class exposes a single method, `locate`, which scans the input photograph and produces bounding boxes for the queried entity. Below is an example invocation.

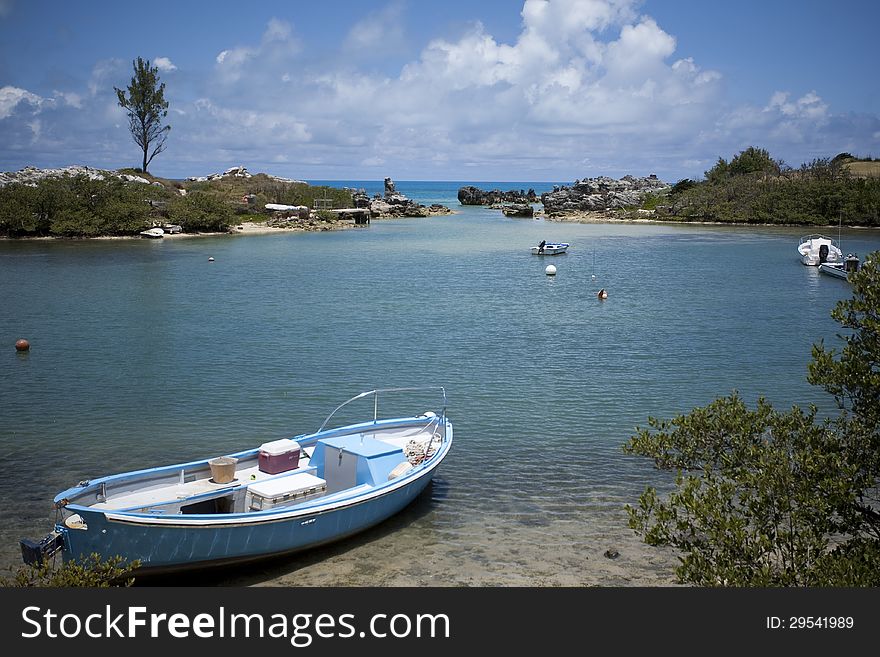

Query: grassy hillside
[843,160,880,178]
[180,173,352,209]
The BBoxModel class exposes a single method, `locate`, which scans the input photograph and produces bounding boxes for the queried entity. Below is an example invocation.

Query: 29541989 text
[766,616,854,629]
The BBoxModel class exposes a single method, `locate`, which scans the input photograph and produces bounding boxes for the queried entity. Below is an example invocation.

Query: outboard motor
[844,254,860,273]
[819,244,829,264]
[20,532,64,565]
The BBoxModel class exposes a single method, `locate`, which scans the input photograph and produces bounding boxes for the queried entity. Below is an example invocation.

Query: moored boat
[818,253,860,281]
[139,227,165,239]
[20,387,452,573]
[531,241,570,255]
[798,234,842,266]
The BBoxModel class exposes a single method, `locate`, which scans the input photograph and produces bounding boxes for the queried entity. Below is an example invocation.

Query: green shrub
[1,553,139,588]
[167,191,235,232]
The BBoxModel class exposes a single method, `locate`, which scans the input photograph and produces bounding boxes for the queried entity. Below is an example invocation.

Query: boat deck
[86,423,439,513]
[90,450,316,511]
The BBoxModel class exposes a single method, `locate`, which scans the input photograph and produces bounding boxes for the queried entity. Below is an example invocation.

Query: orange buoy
[15,339,30,351]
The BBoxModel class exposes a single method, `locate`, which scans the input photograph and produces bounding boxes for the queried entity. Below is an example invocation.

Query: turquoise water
[2,182,878,585]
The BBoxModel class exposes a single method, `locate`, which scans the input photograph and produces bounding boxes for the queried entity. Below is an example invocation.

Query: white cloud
[56,91,83,109]
[214,18,299,87]
[89,58,125,96]
[0,86,45,119]
[766,90,828,121]
[3,0,879,181]
[164,1,732,177]
[344,1,406,52]
[26,118,40,139]
[216,47,253,68]
[154,57,178,72]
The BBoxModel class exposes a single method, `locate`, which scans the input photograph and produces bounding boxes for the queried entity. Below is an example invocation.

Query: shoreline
[535,209,880,229]
[0,210,460,241]
[2,210,876,241]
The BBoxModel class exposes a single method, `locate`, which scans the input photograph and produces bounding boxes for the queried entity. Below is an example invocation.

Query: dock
[330,208,371,224]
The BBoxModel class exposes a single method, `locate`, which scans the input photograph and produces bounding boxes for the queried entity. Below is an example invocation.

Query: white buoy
[208,257,215,262]
[545,264,557,276]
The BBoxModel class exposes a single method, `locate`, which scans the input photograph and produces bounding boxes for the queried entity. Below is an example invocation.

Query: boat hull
[531,244,569,255]
[818,262,854,281]
[31,389,453,573]
[798,234,841,266]
[58,469,436,573]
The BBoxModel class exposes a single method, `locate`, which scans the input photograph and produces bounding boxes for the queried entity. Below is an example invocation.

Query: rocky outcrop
[366,177,452,218]
[458,185,537,205]
[368,199,452,218]
[540,175,669,215]
[187,166,306,184]
[501,203,534,218]
[0,165,156,187]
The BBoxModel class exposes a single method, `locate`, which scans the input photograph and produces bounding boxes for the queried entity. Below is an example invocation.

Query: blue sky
[1,0,878,182]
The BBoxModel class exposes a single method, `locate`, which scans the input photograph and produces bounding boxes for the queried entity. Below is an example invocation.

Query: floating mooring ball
[545,264,557,276]
[15,339,30,352]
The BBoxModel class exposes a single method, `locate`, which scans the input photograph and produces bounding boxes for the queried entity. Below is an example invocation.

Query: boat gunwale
[798,233,841,252]
[56,416,452,528]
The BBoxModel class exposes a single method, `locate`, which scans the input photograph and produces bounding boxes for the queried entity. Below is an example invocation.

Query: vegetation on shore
[0,171,354,238]
[645,148,880,226]
[2,147,879,238]
[625,253,880,586]
[1,553,139,587]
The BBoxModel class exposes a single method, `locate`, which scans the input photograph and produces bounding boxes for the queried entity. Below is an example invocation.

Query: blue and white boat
[21,387,452,574]
[531,241,570,255]
[819,253,861,282]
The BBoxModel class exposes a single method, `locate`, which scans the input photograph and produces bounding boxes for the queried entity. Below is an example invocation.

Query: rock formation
[501,204,534,218]
[457,186,537,205]
[0,165,156,187]
[540,175,669,215]
[366,177,452,218]
[186,166,306,184]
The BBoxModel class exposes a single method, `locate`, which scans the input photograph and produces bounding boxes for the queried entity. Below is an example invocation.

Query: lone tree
[625,253,880,586]
[114,57,170,174]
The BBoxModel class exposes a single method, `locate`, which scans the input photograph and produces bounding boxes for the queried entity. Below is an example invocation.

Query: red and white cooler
[258,438,301,474]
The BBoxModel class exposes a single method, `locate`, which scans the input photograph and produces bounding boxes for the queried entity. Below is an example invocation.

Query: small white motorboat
[531,241,570,255]
[140,227,165,239]
[819,253,860,281]
[798,234,842,266]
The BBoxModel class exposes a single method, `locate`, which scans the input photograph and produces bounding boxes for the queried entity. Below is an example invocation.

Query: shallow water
[2,182,878,585]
